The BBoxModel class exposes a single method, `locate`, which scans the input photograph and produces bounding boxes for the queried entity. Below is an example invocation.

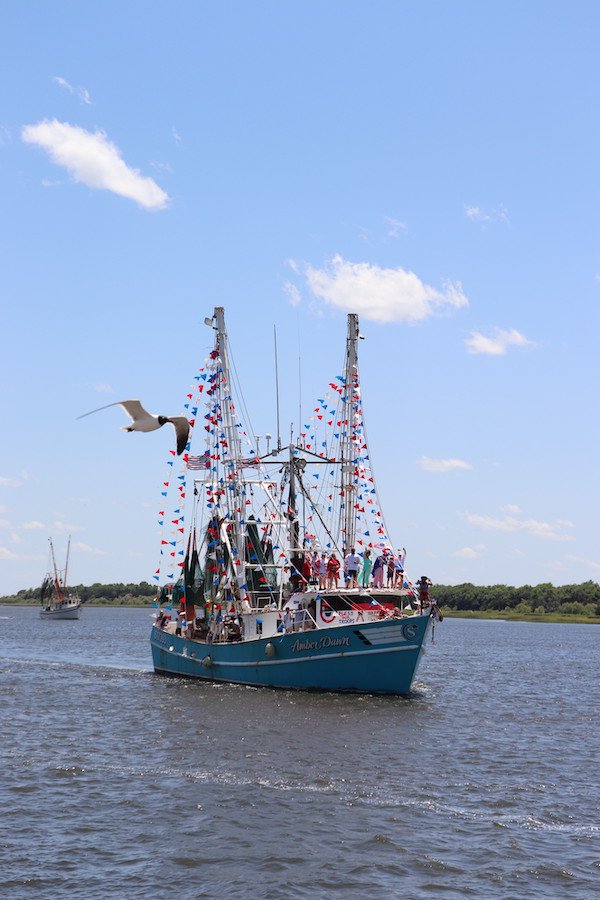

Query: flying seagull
[77,400,190,455]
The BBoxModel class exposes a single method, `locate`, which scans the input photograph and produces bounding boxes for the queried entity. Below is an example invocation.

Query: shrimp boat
[150,308,440,694]
[40,537,82,619]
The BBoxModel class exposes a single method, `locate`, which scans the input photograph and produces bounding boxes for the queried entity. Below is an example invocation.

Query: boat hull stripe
[151,640,419,667]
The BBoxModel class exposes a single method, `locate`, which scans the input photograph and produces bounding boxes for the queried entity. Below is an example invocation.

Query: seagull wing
[165,416,190,455]
[76,399,149,423]
[117,400,151,423]
[77,400,124,420]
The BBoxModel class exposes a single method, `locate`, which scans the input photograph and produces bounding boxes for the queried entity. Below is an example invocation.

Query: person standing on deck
[283,607,294,632]
[317,552,328,590]
[311,550,320,586]
[358,549,373,588]
[326,552,341,589]
[385,550,395,587]
[344,548,360,588]
[372,553,385,588]
[301,553,312,591]
[394,549,406,587]
[417,576,432,610]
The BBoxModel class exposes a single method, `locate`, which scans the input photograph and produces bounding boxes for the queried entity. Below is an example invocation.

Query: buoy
[202,655,213,668]
[265,642,275,658]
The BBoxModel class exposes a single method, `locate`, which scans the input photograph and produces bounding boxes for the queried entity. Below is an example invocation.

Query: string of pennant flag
[152,337,406,594]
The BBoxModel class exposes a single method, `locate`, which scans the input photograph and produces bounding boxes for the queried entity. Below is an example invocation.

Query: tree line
[1,579,599,616]
[431,580,600,618]
[1,582,156,605]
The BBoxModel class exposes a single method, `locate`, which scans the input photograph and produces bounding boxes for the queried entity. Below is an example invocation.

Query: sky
[1,0,599,594]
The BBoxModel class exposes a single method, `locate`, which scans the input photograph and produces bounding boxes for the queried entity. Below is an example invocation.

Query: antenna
[296,311,303,448]
[274,325,282,450]
[298,354,302,449]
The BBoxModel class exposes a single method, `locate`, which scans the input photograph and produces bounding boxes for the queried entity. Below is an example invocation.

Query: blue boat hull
[151,614,432,694]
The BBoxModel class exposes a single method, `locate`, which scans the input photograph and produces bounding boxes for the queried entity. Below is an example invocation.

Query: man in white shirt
[344,549,360,588]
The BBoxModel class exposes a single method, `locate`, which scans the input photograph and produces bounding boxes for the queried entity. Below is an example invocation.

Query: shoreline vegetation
[1,580,599,624]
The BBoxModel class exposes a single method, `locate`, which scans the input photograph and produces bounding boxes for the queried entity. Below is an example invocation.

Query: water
[1,607,598,898]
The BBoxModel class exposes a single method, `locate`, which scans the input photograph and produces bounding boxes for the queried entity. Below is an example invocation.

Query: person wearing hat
[417,575,432,611]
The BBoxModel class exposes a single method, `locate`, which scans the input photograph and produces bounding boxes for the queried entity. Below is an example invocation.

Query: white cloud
[150,160,173,174]
[466,512,574,542]
[0,472,28,488]
[565,554,600,572]
[384,216,407,238]
[283,281,301,307]
[465,203,509,225]
[0,546,19,559]
[418,456,472,473]
[71,541,105,556]
[465,327,533,356]
[303,255,468,323]
[53,75,92,105]
[172,127,181,143]
[452,545,485,559]
[93,383,113,394]
[501,504,521,514]
[22,119,169,211]
[544,560,569,574]
[22,521,45,530]
[53,520,83,533]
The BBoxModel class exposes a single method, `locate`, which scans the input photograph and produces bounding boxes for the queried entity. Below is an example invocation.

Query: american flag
[186,455,210,470]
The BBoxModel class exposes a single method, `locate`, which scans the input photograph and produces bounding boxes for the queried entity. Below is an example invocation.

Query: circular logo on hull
[319,606,336,624]
[401,622,417,641]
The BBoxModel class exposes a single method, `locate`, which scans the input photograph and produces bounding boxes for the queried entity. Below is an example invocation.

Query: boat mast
[212,307,249,607]
[287,443,303,592]
[63,535,71,591]
[339,313,360,554]
[49,538,63,601]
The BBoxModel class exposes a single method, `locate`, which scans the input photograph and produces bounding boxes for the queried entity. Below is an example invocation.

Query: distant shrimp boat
[39,537,81,620]
[150,308,441,694]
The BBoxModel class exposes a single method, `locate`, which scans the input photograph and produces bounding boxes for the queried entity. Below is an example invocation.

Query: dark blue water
[1,607,598,898]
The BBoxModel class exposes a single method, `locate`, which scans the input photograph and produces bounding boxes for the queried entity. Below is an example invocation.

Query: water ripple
[1,608,599,898]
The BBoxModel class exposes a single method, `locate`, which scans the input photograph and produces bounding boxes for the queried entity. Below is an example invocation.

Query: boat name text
[292,635,350,652]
